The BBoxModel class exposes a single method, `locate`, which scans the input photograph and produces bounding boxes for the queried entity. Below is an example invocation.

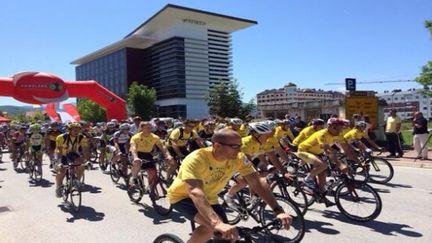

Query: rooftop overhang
[71,35,157,65]
[125,4,257,38]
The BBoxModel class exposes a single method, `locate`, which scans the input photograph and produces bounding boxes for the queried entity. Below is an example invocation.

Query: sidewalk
[375,149,432,169]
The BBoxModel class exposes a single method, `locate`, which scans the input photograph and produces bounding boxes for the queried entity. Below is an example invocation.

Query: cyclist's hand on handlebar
[276,212,292,230]
[214,222,239,242]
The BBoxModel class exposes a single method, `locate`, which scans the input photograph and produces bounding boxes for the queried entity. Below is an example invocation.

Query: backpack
[62,132,84,151]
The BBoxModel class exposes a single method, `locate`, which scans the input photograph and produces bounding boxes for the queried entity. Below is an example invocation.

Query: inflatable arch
[0,72,127,121]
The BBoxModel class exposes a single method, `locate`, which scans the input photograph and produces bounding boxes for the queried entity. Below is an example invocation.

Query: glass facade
[76,49,127,98]
[158,105,187,118]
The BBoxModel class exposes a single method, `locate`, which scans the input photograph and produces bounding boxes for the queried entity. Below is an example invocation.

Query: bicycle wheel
[367,158,394,184]
[110,163,121,183]
[150,180,173,215]
[153,233,184,243]
[271,180,308,216]
[259,196,305,243]
[335,181,382,222]
[18,155,26,171]
[99,157,108,171]
[70,188,82,212]
[127,175,145,203]
[90,148,98,163]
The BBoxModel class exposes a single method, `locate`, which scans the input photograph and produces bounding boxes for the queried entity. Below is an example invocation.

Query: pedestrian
[412,111,429,160]
[385,109,404,158]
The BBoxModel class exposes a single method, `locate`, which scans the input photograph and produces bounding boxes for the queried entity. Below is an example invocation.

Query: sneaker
[323,197,336,208]
[223,194,238,208]
[55,187,62,198]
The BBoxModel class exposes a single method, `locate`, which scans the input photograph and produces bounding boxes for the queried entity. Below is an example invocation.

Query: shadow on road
[322,210,423,237]
[372,188,391,194]
[380,182,413,189]
[29,178,54,188]
[304,218,340,235]
[0,167,6,171]
[58,204,105,223]
[81,184,102,194]
[138,202,186,225]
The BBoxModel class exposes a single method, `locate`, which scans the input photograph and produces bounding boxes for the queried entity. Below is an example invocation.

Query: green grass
[400,121,432,146]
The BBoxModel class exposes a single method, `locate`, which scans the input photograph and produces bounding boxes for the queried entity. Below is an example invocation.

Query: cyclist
[45,122,62,169]
[167,119,204,159]
[54,122,89,197]
[98,121,116,167]
[167,128,291,242]
[11,125,27,168]
[112,123,134,175]
[344,121,383,153]
[226,118,248,137]
[130,116,142,134]
[223,122,273,207]
[129,121,174,193]
[26,123,45,175]
[296,118,350,204]
[292,118,325,147]
[198,120,216,146]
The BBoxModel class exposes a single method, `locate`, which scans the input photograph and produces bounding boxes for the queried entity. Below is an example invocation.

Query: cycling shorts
[172,198,228,223]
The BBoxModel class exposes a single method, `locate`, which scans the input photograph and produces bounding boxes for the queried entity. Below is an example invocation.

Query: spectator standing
[385,109,403,158]
[412,112,429,160]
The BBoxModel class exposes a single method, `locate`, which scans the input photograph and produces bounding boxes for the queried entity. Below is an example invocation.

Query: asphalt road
[0,154,431,243]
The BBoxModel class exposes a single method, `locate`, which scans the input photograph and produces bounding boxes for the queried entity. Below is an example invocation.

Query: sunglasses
[218,142,242,149]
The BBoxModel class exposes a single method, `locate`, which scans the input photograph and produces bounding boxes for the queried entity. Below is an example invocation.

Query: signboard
[345,95,378,128]
[345,78,356,91]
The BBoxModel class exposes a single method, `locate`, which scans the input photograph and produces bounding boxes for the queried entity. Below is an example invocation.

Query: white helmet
[119,123,130,130]
[263,120,277,130]
[229,118,243,126]
[248,122,273,134]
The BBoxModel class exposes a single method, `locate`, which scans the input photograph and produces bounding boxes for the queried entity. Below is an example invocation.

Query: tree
[416,20,432,95]
[127,82,157,120]
[206,80,256,119]
[77,98,106,122]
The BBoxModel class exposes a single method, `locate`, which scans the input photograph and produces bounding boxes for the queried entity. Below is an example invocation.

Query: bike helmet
[30,123,42,131]
[311,119,325,126]
[229,118,243,126]
[263,120,277,130]
[327,118,346,126]
[67,122,81,129]
[248,122,273,134]
[274,119,284,124]
[106,122,116,129]
[119,123,130,130]
[355,121,368,127]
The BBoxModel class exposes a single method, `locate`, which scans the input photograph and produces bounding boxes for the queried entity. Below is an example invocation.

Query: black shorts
[118,143,128,154]
[168,146,189,159]
[172,198,228,223]
[49,141,56,150]
[31,145,42,152]
[137,152,156,170]
[61,152,82,165]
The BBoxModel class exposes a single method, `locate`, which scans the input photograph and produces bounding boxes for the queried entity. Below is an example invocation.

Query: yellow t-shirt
[167,147,255,204]
[131,132,162,153]
[385,116,401,133]
[292,126,318,146]
[168,127,199,147]
[241,135,265,157]
[262,135,280,152]
[343,128,367,144]
[275,126,295,141]
[297,129,343,155]
[55,133,88,156]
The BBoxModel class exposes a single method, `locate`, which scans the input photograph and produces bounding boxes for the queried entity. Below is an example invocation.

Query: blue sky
[0,0,431,106]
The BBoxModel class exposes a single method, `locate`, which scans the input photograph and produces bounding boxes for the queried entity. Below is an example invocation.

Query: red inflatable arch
[0,72,127,121]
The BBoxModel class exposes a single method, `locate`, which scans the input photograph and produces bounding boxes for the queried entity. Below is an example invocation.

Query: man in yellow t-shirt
[296,118,349,202]
[292,119,325,146]
[167,128,291,242]
[385,109,403,158]
[344,121,382,152]
[130,121,174,188]
[167,120,204,159]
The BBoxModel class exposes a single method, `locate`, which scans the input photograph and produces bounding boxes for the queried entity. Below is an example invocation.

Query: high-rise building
[378,89,432,120]
[71,4,256,118]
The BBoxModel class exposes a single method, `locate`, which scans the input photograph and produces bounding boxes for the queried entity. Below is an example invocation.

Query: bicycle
[13,144,26,171]
[220,186,305,242]
[27,149,43,181]
[110,153,131,185]
[298,156,382,222]
[60,157,83,212]
[127,158,173,216]
[359,151,394,184]
[153,218,290,243]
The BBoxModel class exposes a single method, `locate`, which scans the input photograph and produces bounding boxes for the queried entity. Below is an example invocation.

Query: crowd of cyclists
[0,113,393,242]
